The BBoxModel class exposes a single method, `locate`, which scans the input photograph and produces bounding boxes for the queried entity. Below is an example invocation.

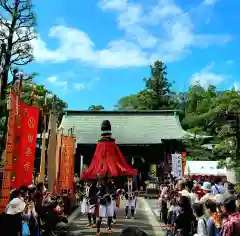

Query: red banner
[59,136,75,191]
[11,96,22,189]
[15,103,39,188]
[0,89,17,211]
[181,152,187,176]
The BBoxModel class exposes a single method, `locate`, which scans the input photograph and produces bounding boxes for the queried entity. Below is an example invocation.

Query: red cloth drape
[80,140,136,180]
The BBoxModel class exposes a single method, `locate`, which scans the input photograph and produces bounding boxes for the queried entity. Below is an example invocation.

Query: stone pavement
[65,198,164,236]
[145,199,161,220]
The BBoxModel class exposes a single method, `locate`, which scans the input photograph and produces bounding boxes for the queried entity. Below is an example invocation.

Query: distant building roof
[59,110,198,144]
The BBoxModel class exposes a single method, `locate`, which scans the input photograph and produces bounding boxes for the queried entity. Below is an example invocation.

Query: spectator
[175,196,195,236]
[205,199,221,236]
[200,182,213,203]
[211,178,225,196]
[186,180,196,204]
[236,193,240,212]
[1,198,26,236]
[221,196,240,236]
[192,202,208,236]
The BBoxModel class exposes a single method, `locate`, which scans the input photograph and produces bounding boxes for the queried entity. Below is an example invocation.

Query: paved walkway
[65,198,164,236]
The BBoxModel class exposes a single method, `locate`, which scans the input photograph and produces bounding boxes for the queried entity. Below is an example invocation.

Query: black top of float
[101,120,111,132]
[99,120,114,141]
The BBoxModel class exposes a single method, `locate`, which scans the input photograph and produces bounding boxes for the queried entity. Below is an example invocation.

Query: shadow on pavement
[63,209,155,236]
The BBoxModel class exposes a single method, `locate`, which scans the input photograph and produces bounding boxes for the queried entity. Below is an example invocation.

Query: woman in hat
[1,197,26,236]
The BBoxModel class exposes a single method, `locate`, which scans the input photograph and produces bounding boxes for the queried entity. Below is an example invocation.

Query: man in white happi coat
[123,176,138,219]
[96,178,114,235]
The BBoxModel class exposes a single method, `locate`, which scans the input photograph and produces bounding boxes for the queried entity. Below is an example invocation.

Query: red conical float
[80,120,136,180]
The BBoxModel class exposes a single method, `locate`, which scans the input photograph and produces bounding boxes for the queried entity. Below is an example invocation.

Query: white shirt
[196,215,208,236]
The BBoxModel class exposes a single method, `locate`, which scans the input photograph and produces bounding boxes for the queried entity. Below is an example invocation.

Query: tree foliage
[88,105,105,111]
[117,61,174,110]
[116,61,240,168]
[0,0,36,99]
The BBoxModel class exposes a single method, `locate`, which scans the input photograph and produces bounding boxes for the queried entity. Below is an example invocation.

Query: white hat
[201,182,212,191]
[179,189,190,198]
[28,184,36,189]
[5,198,26,215]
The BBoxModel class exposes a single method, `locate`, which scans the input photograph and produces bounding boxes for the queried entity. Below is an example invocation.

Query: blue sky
[24,0,240,109]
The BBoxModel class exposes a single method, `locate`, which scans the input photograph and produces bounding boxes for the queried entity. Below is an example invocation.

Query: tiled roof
[59,110,190,144]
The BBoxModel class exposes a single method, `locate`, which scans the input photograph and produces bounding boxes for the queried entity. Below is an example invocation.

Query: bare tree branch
[0,0,37,98]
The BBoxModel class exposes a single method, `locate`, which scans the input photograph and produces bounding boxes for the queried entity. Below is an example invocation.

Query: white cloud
[47,76,57,83]
[47,75,100,91]
[73,83,85,90]
[73,77,100,90]
[31,0,231,68]
[191,62,228,88]
[46,76,68,90]
[203,0,217,5]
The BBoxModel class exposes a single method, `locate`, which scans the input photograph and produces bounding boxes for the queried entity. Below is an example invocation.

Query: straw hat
[5,198,26,215]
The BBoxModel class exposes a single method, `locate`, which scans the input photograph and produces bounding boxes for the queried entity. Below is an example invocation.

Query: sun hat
[28,184,35,189]
[179,189,190,197]
[201,182,212,191]
[5,198,26,215]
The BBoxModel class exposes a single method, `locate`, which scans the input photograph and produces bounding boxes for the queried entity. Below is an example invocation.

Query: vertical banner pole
[80,155,84,175]
[39,96,47,183]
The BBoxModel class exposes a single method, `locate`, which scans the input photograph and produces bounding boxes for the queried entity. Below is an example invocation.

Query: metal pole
[80,155,84,175]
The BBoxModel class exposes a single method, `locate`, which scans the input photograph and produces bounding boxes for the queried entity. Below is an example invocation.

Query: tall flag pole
[47,95,57,192]
[39,95,47,183]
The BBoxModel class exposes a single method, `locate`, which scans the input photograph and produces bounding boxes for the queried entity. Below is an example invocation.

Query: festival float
[80,120,136,180]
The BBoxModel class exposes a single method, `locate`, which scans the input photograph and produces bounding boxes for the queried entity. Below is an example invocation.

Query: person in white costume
[96,178,114,235]
[123,176,138,219]
[81,182,90,214]
[108,178,117,224]
[85,180,98,227]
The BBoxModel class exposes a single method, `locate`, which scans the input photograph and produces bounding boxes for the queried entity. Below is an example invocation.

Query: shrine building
[59,110,199,182]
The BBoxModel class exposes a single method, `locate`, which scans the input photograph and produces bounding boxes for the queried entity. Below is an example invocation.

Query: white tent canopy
[184,161,226,176]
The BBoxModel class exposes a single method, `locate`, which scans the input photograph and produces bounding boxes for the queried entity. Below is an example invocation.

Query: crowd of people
[0,183,69,236]
[159,178,240,236]
[0,176,140,236]
[80,176,138,236]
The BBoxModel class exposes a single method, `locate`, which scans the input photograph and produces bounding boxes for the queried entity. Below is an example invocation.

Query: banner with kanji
[0,89,17,211]
[171,153,182,178]
[11,94,23,189]
[15,103,39,188]
[59,136,75,190]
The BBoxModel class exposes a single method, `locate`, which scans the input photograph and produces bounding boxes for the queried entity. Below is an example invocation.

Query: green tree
[88,105,104,111]
[144,60,172,109]
[116,60,174,110]
[183,84,240,167]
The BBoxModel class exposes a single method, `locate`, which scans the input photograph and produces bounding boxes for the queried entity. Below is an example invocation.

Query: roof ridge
[65,110,180,115]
